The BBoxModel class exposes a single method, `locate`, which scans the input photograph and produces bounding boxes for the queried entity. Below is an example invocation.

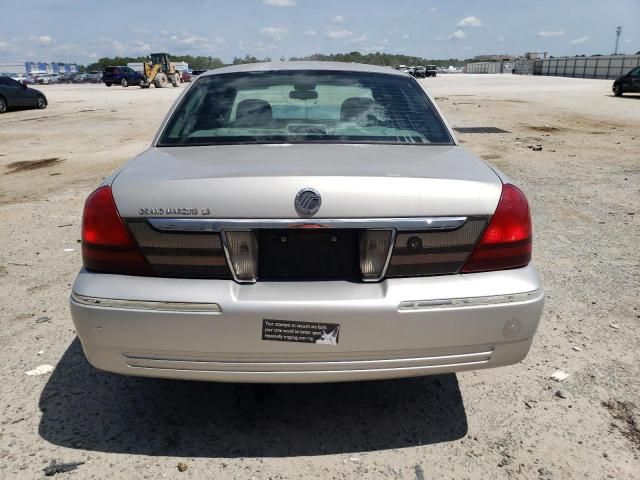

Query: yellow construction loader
[141,53,182,88]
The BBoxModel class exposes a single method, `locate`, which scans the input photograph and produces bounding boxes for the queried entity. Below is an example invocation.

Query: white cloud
[402,34,409,39]
[304,29,317,36]
[263,0,296,6]
[332,15,345,23]
[97,37,150,55]
[259,27,288,40]
[175,35,204,45]
[537,30,565,37]
[448,30,467,40]
[29,35,55,46]
[497,36,504,43]
[53,42,75,53]
[429,6,437,12]
[347,35,368,45]
[325,29,353,39]
[456,16,482,27]
[570,36,590,45]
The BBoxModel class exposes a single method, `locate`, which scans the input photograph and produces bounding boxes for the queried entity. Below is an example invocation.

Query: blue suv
[102,66,145,88]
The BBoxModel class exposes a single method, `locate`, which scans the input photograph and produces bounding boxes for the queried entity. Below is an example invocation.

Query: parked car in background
[190,69,207,78]
[0,76,48,113]
[72,73,87,83]
[411,66,426,78]
[613,66,640,96]
[59,72,78,83]
[425,65,438,77]
[70,62,544,383]
[10,73,27,82]
[180,70,192,83]
[36,74,60,84]
[102,66,146,87]
[84,71,103,83]
[22,74,37,85]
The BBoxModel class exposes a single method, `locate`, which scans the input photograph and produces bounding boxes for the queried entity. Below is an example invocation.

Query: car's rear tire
[614,84,623,97]
[36,95,47,109]
[0,96,7,113]
[105,83,112,87]
[121,78,129,87]
[138,79,146,88]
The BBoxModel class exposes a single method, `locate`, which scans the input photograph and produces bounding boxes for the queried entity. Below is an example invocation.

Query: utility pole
[614,26,622,54]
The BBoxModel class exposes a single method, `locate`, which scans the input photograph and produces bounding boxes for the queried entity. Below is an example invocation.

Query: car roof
[201,61,410,78]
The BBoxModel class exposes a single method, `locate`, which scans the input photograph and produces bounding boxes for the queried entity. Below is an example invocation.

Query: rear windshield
[157,70,453,146]
[104,67,118,73]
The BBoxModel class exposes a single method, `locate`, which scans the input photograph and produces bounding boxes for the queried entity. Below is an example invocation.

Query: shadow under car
[38,338,468,457]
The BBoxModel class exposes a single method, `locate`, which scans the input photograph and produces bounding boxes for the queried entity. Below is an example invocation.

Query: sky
[0,0,638,65]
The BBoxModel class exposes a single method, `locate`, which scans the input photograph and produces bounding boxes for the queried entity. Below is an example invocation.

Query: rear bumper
[70,265,544,383]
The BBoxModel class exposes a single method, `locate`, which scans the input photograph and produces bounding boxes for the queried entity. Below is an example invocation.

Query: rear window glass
[158,70,453,146]
[105,67,118,73]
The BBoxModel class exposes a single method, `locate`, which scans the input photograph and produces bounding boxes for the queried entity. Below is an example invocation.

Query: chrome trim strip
[71,293,222,313]
[123,349,494,367]
[398,289,542,311]
[124,360,490,374]
[148,217,468,232]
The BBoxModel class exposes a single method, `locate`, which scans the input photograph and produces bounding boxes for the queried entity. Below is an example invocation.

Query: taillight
[82,186,152,275]
[461,184,532,273]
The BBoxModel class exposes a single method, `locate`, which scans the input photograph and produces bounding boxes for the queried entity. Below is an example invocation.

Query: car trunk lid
[111,143,502,218]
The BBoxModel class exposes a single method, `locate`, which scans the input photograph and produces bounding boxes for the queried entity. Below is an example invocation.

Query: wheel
[614,83,623,97]
[138,79,146,88]
[0,96,7,113]
[36,95,47,109]
[121,78,129,87]
[171,73,180,87]
[154,73,168,88]
[105,83,112,87]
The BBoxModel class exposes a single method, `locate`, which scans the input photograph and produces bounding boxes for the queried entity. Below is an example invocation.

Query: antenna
[614,26,622,54]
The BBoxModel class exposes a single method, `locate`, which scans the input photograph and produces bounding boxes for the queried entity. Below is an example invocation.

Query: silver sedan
[71,62,544,383]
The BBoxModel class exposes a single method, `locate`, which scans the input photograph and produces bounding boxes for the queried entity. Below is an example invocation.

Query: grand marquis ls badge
[295,188,322,217]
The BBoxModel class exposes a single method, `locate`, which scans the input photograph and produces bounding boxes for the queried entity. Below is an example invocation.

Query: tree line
[82,51,467,72]
[288,51,466,67]
[83,55,226,72]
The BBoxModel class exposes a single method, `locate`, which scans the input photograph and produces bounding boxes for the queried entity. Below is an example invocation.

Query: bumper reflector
[71,293,222,313]
[359,230,394,281]
[224,230,259,283]
[399,289,541,311]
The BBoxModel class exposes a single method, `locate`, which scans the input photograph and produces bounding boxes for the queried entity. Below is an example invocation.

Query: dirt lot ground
[0,75,638,479]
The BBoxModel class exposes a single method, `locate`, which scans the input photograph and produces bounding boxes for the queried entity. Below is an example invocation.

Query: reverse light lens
[461,184,532,273]
[82,186,151,275]
[359,230,393,281]
[224,230,259,282]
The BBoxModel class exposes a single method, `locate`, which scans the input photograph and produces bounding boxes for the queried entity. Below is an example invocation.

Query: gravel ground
[0,75,638,479]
